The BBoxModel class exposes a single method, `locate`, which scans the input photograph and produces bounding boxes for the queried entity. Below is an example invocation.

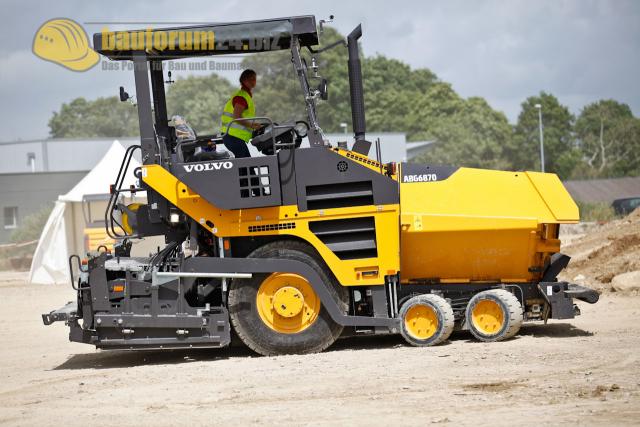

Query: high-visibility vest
[220,88,255,142]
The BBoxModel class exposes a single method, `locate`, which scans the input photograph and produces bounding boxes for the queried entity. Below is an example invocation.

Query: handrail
[105,145,141,240]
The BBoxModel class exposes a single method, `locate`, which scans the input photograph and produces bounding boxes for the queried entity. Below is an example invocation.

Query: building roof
[0,137,139,174]
[406,141,434,160]
[563,176,640,203]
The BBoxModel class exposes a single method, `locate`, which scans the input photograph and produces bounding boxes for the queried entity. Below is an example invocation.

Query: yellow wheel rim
[404,304,439,340]
[256,273,320,334]
[121,203,142,235]
[471,299,505,335]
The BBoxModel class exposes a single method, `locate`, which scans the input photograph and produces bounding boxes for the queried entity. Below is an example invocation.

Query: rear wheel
[399,294,454,346]
[465,289,523,342]
[228,240,347,356]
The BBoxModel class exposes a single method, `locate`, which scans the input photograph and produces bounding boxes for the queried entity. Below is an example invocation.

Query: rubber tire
[228,240,348,356]
[399,294,455,346]
[465,289,524,342]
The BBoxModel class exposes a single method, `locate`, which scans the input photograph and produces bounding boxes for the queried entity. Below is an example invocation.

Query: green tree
[242,49,305,125]
[509,92,579,179]
[49,97,139,138]
[241,26,349,130]
[241,28,441,136]
[573,100,639,178]
[363,55,438,135]
[412,97,513,170]
[165,73,234,134]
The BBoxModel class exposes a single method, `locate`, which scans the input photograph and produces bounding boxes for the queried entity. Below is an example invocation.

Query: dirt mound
[560,208,640,293]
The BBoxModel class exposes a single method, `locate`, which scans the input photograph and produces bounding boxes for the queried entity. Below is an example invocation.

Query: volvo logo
[183,161,233,173]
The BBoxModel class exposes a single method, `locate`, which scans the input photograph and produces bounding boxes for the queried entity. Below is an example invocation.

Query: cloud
[1,0,638,141]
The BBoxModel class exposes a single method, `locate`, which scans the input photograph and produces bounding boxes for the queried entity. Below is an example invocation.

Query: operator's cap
[33,18,99,72]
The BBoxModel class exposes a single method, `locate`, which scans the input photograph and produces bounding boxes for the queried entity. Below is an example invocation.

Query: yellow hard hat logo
[33,18,99,72]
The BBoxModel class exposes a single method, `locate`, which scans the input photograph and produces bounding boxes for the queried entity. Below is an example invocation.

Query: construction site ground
[1,211,639,426]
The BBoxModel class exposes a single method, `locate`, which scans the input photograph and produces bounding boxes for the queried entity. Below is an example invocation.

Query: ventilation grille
[239,166,271,198]
[248,222,296,233]
[343,151,390,174]
[309,217,377,260]
[305,181,373,210]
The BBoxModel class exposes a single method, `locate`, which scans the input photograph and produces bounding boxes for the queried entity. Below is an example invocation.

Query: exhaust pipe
[347,25,366,142]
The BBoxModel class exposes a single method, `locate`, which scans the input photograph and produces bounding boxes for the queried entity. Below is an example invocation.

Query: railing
[105,144,143,240]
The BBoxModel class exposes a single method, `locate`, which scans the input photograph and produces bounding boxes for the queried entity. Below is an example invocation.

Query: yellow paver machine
[43,16,598,355]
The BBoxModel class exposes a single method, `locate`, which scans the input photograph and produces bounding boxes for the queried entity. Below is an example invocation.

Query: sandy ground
[560,209,640,292]
[1,274,639,426]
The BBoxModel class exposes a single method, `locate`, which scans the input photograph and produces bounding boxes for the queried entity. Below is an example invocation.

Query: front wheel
[228,241,347,356]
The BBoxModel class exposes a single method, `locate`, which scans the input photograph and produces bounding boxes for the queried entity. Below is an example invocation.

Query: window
[4,207,18,229]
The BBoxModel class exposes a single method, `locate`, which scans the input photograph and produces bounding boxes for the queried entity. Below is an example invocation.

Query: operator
[219,69,261,158]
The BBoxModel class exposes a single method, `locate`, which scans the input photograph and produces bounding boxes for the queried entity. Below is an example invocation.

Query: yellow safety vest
[220,88,255,142]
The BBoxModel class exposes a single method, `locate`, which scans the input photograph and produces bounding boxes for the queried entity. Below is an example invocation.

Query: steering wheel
[251,121,309,155]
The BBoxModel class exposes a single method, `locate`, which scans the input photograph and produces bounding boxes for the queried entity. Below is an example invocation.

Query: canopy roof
[94,16,318,60]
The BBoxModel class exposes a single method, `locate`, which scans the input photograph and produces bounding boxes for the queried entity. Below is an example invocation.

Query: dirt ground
[1,273,639,426]
[560,209,640,292]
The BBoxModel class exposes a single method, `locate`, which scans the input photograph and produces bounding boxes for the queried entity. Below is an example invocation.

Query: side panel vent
[309,216,377,260]
[305,181,373,210]
[239,166,272,198]
[248,222,296,233]
[345,151,383,169]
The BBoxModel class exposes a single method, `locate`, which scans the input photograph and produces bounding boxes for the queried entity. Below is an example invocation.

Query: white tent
[29,141,141,285]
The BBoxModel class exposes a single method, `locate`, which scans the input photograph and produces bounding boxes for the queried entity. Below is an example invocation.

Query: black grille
[248,222,296,233]
[239,166,271,198]
[309,216,377,260]
[305,181,373,210]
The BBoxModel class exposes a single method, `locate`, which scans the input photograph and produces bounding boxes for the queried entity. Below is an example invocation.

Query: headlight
[294,122,308,138]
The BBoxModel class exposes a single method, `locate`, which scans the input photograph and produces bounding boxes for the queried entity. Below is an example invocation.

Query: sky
[1,0,638,142]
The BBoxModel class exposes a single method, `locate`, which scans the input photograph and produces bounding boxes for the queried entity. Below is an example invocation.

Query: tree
[509,92,579,179]
[165,73,233,134]
[242,49,306,125]
[241,27,350,131]
[241,27,441,136]
[412,97,514,170]
[573,100,639,178]
[49,97,139,138]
